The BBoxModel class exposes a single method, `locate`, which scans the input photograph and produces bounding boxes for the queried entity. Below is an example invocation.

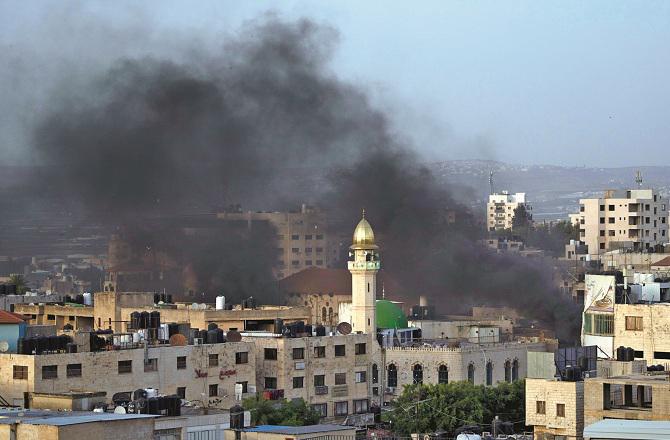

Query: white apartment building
[487,192,530,231]
[576,189,668,255]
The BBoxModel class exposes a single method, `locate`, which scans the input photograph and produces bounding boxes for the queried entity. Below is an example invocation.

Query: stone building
[0,341,256,409]
[525,378,585,440]
[487,191,531,231]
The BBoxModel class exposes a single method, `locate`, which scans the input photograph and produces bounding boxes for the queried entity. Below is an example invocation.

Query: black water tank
[139,311,150,329]
[17,338,26,354]
[133,389,148,400]
[658,364,665,371]
[304,324,313,336]
[230,405,244,429]
[0,284,5,295]
[565,366,575,381]
[168,323,180,337]
[150,311,161,329]
[216,328,225,343]
[274,318,284,334]
[6,284,16,295]
[625,347,635,362]
[154,293,160,304]
[207,330,219,344]
[47,335,59,352]
[207,322,218,331]
[199,329,208,342]
[616,346,626,361]
[315,325,326,336]
[66,343,77,353]
[578,356,589,371]
[130,312,141,330]
[146,397,160,415]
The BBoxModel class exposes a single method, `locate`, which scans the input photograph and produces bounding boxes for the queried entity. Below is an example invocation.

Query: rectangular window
[291,248,299,253]
[13,365,28,380]
[265,377,277,389]
[608,217,615,223]
[236,352,249,364]
[42,365,58,379]
[536,400,546,415]
[556,403,565,417]
[316,234,324,240]
[305,247,312,253]
[291,234,300,240]
[118,360,132,374]
[654,351,670,359]
[334,345,346,357]
[311,403,327,418]
[209,384,218,397]
[600,217,605,224]
[625,316,643,331]
[314,374,325,387]
[177,356,187,370]
[144,358,158,373]
[600,205,605,211]
[264,348,278,360]
[335,401,348,416]
[293,376,304,389]
[583,314,592,334]
[292,347,305,360]
[608,205,615,211]
[355,371,367,383]
[237,381,248,393]
[47,314,55,320]
[354,399,369,414]
[355,343,366,355]
[305,234,313,240]
[314,346,326,358]
[291,260,299,266]
[335,372,347,385]
[305,260,313,266]
[177,387,186,399]
[593,314,614,335]
[209,354,219,367]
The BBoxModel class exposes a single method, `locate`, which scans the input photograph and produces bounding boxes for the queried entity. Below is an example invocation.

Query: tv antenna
[489,170,494,195]
[635,170,643,188]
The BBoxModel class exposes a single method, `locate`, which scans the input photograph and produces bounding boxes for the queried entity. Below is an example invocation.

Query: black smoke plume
[30,16,580,341]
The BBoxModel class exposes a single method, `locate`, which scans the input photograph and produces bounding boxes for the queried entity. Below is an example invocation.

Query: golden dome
[351,210,378,250]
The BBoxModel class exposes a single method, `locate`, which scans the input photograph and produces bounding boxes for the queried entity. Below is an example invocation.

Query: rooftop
[0,409,157,426]
[584,419,670,439]
[241,424,354,435]
[0,310,27,324]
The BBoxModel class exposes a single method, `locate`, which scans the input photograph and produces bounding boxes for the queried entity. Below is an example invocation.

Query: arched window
[387,364,397,387]
[328,307,333,322]
[486,361,493,386]
[504,360,512,383]
[321,307,327,322]
[412,364,423,385]
[372,364,379,384]
[438,365,448,384]
[512,359,519,381]
[467,363,475,384]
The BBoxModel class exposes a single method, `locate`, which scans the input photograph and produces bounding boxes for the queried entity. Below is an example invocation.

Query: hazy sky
[1,1,669,166]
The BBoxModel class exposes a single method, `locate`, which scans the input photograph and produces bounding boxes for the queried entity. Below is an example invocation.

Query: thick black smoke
[31,17,580,341]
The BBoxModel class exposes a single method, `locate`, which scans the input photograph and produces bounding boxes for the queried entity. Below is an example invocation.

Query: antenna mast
[489,170,494,195]
[635,170,643,188]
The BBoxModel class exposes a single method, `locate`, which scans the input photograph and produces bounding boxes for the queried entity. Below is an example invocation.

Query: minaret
[348,210,380,334]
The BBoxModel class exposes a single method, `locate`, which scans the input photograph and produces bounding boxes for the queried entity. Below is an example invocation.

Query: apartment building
[487,191,531,231]
[217,205,341,279]
[0,341,256,409]
[526,378,585,440]
[245,333,382,420]
[576,189,668,256]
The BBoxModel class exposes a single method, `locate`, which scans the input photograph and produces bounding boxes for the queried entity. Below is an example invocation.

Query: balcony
[314,386,329,395]
[331,385,348,397]
[347,261,380,270]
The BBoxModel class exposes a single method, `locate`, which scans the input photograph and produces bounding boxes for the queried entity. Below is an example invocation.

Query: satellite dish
[336,322,352,335]
[0,341,9,352]
[226,330,242,342]
[169,334,187,346]
[114,406,127,414]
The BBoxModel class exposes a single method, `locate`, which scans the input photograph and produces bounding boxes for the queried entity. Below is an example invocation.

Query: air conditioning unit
[194,338,203,345]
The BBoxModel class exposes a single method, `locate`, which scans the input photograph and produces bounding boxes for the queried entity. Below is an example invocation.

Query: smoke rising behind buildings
[27,17,579,341]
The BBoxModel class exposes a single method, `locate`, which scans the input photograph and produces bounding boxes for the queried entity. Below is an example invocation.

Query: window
[291,260,299,266]
[334,345,346,357]
[412,364,423,384]
[291,234,299,240]
[512,359,519,381]
[237,381,248,393]
[177,356,187,370]
[467,363,475,384]
[293,347,305,359]
[118,360,132,374]
[625,316,643,331]
[600,230,605,237]
[209,354,219,367]
[47,314,55,320]
[13,365,28,380]
[335,401,348,416]
[305,260,312,266]
[600,217,605,224]
[355,371,367,383]
[265,377,277,389]
[291,248,299,254]
[305,234,313,240]
[314,346,326,358]
[311,403,327,417]
[536,401,546,414]
[504,361,512,383]
[387,364,397,387]
[188,430,216,440]
[354,399,369,414]
[608,230,615,236]
[293,376,304,389]
[355,343,366,355]
[556,403,565,417]
[600,205,605,211]
[608,217,615,223]
[486,361,493,386]
[593,314,614,335]
[177,387,186,399]
[264,348,278,360]
[335,373,347,385]
[316,234,324,240]
[314,374,325,387]
[209,384,218,397]
[654,351,670,359]
[140,358,157,372]
[608,205,615,211]
[235,352,248,364]
[372,364,379,384]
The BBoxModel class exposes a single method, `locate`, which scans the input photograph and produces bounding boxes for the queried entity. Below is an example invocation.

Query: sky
[1,1,669,167]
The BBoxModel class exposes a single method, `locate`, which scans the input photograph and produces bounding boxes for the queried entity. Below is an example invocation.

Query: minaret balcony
[348,261,380,270]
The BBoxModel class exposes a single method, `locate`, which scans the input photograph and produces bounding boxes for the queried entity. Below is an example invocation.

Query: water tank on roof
[216,295,226,310]
[83,292,92,306]
[376,300,408,329]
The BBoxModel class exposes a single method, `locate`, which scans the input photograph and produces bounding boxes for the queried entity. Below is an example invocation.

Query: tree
[389,380,526,436]
[242,397,321,426]
[9,274,27,294]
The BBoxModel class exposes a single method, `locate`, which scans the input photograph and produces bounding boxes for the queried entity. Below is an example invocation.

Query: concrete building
[244,332,382,420]
[584,373,670,425]
[487,191,531,231]
[0,310,27,352]
[0,340,257,409]
[575,189,668,256]
[225,424,356,440]
[526,378,584,440]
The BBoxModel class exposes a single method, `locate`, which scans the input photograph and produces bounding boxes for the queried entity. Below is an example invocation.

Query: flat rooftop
[241,424,354,435]
[587,372,670,385]
[584,420,670,439]
[0,409,157,426]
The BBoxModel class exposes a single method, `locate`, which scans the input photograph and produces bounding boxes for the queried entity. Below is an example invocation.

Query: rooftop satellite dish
[226,330,242,342]
[114,406,127,414]
[0,341,8,352]
[336,322,352,335]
